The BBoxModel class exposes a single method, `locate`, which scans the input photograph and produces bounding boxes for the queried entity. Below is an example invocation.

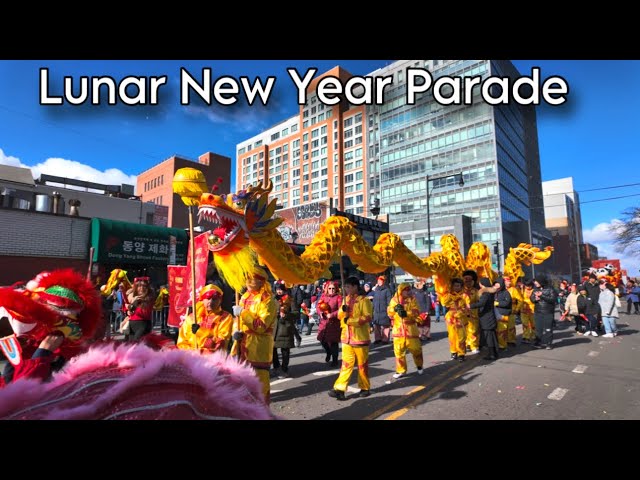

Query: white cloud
[584,220,640,278]
[0,148,137,191]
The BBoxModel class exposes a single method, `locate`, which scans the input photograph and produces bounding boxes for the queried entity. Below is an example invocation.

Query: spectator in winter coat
[371,276,393,344]
[272,298,302,378]
[598,282,620,337]
[292,284,312,335]
[583,274,601,335]
[316,281,343,368]
[625,280,640,314]
[563,283,582,333]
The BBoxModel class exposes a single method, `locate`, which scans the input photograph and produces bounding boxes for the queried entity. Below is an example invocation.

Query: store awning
[91,218,188,265]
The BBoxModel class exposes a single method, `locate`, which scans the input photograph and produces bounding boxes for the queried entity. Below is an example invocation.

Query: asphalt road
[270,312,640,420]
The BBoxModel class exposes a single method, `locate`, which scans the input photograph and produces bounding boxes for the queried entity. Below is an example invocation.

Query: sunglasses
[327,287,336,290]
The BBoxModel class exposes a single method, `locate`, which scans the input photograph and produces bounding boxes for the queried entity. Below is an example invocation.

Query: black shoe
[507,342,517,347]
[457,356,466,362]
[450,353,458,360]
[359,389,371,398]
[325,353,331,363]
[483,355,497,361]
[328,389,346,401]
[330,360,339,368]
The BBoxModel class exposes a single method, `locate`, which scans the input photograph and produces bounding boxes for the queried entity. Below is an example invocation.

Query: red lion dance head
[0,269,102,367]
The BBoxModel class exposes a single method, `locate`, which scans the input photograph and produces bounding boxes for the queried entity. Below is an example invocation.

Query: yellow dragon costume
[194,180,553,294]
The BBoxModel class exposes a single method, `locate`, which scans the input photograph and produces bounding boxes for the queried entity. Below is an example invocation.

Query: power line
[529,192,640,210]
[0,103,162,162]
[529,182,640,200]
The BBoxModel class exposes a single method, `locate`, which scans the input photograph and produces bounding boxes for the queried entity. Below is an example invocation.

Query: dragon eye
[235,201,244,208]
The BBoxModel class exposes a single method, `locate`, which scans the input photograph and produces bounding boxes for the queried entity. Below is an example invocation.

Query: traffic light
[493,243,499,255]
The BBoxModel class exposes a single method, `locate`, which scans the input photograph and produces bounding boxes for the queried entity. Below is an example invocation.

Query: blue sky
[0,60,638,274]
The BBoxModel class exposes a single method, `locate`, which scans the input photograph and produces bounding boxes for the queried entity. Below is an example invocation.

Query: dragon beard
[213,244,259,293]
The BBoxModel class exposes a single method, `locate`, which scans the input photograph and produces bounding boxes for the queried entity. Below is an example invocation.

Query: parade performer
[387,283,424,378]
[328,276,373,400]
[493,278,512,350]
[462,270,480,353]
[505,276,522,346]
[231,266,277,404]
[0,342,276,420]
[470,278,500,360]
[0,269,102,387]
[520,282,537,343]
[177,284,233,354]
[316,280,343,368]
[440,278,468,362]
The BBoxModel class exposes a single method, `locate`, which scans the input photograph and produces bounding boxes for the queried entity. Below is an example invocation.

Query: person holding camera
[387,283,424,379]
[328,276,373,401]
[125,277,154,341]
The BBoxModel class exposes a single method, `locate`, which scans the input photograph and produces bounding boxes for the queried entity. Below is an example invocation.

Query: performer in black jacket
[470,278,500,361]
[530,275,557,350]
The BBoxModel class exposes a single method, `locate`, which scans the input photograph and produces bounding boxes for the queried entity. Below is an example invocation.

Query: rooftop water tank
[35,194,52,213]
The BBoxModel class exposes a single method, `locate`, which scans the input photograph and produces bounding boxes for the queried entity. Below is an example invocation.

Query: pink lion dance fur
[0,342,276,420]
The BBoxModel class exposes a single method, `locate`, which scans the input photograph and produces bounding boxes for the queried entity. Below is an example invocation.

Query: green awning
[91,218,188,265]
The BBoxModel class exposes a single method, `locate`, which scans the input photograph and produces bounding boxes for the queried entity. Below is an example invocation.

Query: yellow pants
[334,344,370,392]
[393,336,423,374]
[447,322,467,356]
[497,315,509,349]
[255,368,271,405]
[465,318,480,351]
[521,313,535,341]
[508,314,517,343]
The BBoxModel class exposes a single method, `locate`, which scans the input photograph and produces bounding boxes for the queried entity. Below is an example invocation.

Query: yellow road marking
[366,356,481,420]
[407,385,425,395]
[384,408,409,420]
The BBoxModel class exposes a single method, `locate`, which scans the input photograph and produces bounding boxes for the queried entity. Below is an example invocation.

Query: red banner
[175,232,210,312]
[167,265,188,328]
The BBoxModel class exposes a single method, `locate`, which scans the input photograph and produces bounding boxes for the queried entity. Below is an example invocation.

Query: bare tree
[610,207,640,255]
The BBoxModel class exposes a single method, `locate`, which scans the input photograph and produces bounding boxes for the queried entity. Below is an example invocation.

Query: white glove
[232,305,243,317]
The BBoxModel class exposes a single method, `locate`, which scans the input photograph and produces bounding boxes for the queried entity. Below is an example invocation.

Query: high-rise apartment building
[543,177,584,281]
[137,152,231,229]
[236,61,549,272]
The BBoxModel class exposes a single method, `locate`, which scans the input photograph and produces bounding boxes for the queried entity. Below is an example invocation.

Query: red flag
[167,265,188,328]
[175,232,210,312]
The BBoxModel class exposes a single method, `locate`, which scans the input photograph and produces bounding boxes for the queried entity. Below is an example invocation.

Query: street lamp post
[425,172,465,255]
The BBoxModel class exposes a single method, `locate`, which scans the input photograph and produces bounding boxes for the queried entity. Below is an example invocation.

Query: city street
[270,313,640,420]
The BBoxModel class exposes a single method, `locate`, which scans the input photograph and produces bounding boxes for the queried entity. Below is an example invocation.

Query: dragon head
[0,269,102,366]
[198,180,283,254]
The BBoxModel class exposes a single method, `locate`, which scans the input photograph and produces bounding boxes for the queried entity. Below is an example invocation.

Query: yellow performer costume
[520,285,536,343]
[506,279,523,345]
[440,282,467,360]
[177,285,233,354]
[331,278,373,399]
[231,268,277,404]
[388,283,424,377]
[463,284,480,352]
